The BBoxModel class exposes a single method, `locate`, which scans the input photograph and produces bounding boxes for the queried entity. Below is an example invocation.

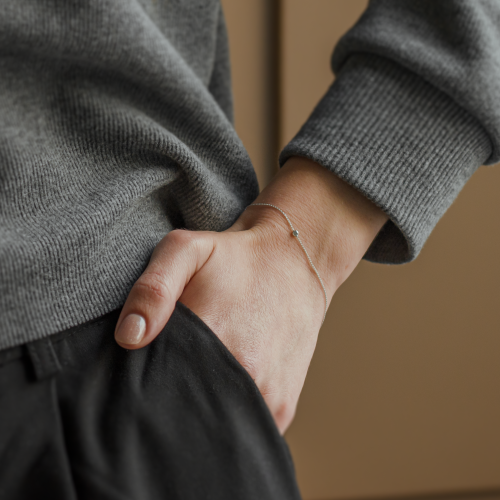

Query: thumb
[114,229,216,349]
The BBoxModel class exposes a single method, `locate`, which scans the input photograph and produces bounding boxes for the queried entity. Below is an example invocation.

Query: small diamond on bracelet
[292,230,299,237]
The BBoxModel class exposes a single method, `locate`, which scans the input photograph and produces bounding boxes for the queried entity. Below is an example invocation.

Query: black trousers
[0,301,302,500]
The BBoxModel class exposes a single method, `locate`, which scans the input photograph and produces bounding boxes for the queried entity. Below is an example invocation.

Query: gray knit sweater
[0,0,497,350]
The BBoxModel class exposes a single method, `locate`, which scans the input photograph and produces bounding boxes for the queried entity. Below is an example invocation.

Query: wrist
[233,157,388,297]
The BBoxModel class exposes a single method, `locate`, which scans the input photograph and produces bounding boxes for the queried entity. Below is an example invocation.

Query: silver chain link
[245,203,328,327]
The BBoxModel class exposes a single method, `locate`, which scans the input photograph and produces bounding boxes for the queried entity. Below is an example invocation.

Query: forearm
[233,156,388,302]
[279,0,497,265]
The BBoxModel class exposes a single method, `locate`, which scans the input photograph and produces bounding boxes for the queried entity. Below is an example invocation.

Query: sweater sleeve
[279,0,498,264]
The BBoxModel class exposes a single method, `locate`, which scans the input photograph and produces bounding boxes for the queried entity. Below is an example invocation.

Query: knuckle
[236,347,262,383]
[273,396,297,432]
[259,385,297,432]
[134,272,172,303]
[167,228,208,256]
[240,358,259,383]
[160,229,200,261]
[167,228,196,246]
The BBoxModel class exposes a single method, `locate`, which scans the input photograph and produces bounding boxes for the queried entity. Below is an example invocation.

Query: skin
[114,156,388,434]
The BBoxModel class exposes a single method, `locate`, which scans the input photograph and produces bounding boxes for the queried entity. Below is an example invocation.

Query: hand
[114,157,388,433]
[114,219,323,433]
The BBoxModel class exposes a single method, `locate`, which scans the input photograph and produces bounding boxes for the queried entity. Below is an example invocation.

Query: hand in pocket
[113,212,327,434]
[113,158,388,434]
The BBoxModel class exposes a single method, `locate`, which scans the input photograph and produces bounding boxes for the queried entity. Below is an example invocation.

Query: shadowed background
[220,1,500,499]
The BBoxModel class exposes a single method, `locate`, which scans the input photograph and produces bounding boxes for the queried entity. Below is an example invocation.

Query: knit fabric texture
[0,0,497,349]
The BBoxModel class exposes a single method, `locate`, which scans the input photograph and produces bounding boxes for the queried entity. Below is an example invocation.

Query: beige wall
[222,1,500,499]
[220,0,278,190]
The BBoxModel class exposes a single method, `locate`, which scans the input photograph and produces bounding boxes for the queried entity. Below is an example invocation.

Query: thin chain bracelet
[245,202,328,327]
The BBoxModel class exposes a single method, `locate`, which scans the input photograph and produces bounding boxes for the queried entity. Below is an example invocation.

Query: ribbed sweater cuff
[279,54,492,264]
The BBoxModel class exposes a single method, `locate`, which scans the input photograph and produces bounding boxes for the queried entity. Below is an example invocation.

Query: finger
[114,229,216,349]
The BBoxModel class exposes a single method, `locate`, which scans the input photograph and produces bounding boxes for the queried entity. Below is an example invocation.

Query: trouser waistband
[0,307,122,379]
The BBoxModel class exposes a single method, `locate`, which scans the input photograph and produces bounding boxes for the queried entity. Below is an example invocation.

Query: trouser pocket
[54,301,302,500]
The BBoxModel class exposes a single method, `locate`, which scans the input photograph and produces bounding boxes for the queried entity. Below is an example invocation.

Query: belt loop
[26,336,61,380]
